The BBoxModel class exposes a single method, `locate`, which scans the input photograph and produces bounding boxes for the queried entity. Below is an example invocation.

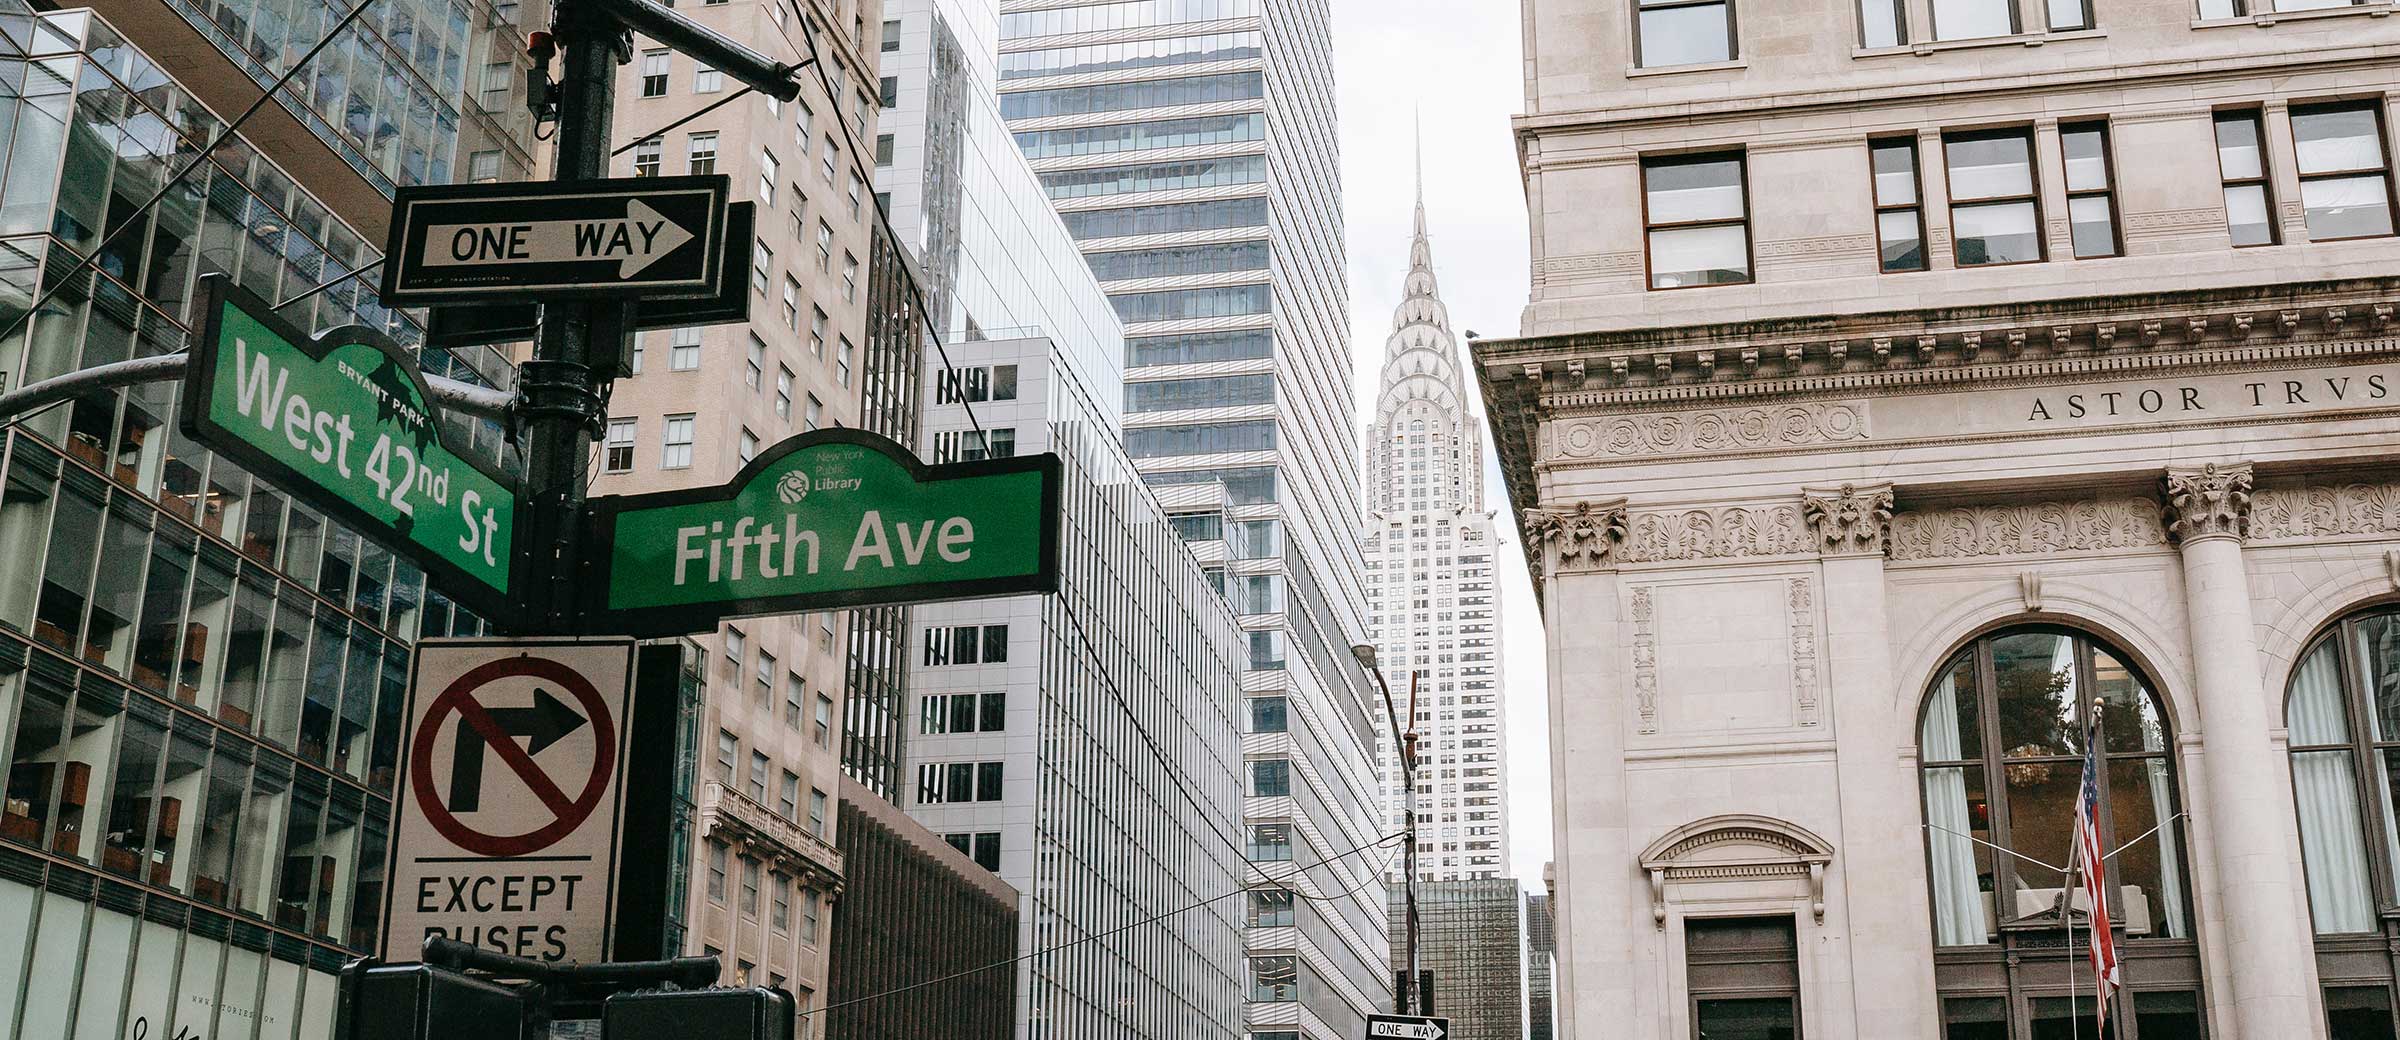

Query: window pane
[2360,613,2400,736]
[2002,758,2079,919]
[1861,0,1904,47]
[1924,764,1994,945]
[2327,986,2398,1040]
[2029,996,2119,1040]
[2301,175,2395,240]
[2197,0,2237,15]
[1994,631,2078,757]
[1872,141,1919,204]
[2216,114,2265,179]
[2224,184,2274,246]
[2294,749,2378,934]
[1943,996,2008,1040]
[1648,226,1751,288]
[1637,2,1731,67]
[2046,0,2088,28]
[2132,991,2202,1040]
[2062,129,2110,191]
[1953,202,2041,265]
[1644,158,1747,223]
[1922,652,1982,759]
[1878,211,1925,272]
[2107,759,2190,938]
[2290,639,2354,744]
[1692,997,1796,1040]
[1932,0,2014,39]
[1946,134,2034,200]
[2295,106,2386,174]
[2069,195,2117,258]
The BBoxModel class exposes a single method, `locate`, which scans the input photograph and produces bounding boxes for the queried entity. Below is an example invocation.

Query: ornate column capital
[1801,483,1894,557]
[1523,498,1629,575]
[2163,462,2255,545]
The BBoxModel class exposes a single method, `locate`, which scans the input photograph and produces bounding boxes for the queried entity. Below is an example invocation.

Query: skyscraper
[1364,191,1508,882]
[994,2,1390,1035]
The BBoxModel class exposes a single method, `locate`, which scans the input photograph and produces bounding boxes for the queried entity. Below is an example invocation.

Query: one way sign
[380,176,728,305]
[1366,1015,1449,1040]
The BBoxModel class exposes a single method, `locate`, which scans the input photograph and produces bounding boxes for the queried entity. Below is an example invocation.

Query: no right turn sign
[381,638,636,964]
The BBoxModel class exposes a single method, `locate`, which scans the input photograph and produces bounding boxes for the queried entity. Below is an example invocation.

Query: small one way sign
[1366,1015,1449,1040]
[380,175,728,305]
[382,638,637,963]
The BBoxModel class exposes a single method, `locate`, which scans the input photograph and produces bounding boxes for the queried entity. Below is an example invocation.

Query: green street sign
[182,275,522,625]
[584,430,1061,636]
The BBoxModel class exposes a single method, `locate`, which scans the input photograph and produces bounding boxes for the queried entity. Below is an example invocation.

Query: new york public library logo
[2023,371,2391,423]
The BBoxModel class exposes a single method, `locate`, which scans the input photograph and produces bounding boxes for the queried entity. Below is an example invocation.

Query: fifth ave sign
[380,175,728,305]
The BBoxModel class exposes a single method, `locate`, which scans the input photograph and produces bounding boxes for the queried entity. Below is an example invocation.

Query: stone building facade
[1487,0,2400,1037]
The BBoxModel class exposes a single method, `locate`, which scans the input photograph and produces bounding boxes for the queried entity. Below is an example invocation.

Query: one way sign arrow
[1365,1015,1449,1040]
[381,175,729,305]
[422,198,697,278]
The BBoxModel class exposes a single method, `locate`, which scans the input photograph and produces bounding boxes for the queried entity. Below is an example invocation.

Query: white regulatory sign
[381,638,637,964]
[1365,1015,1450,1040]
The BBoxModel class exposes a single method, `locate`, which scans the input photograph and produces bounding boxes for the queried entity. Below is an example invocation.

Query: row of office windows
[711,729,831,842]
[1012,112,1264,159]
[998,0,1261,38]
[1143,466,1279,506]
[933,364,1020,404]
[929,429,1018,463]
[941,830,1001,871]
[1043,155,1268,201]
[1110,283,1273,322]
[1125,373,1276,412]
[1641,100,2394,289]
[997,31,1262,80]
[702,838,820,944]
[920,692,1006,735]
[915,760,1005,803]
[1122,419,1278,458]
[922,624,1010,667]
[718,626,838,744]
[1125,328,1276,367]
[1061,196,1270,239]
[1635,0,2372,68]
[1086,239,1271,280]
[1000,71,1261,120]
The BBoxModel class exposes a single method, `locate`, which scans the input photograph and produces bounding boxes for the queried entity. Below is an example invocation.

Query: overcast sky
[1332,1,1551,885]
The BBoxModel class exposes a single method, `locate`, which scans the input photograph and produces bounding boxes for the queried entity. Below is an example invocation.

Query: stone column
[1526,500,1634,1039]
[2165,462,2325,1039]
[1804,484,1941,1038]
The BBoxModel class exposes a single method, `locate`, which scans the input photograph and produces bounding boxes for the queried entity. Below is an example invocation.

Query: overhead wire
[799,829,1406,1022]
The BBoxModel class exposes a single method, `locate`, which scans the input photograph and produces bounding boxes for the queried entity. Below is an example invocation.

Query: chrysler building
[1364,188,1508,881]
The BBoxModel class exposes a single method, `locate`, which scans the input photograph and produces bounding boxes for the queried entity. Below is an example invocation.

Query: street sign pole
[517,0,629,633]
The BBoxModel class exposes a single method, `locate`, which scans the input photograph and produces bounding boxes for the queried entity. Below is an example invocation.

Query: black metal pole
[518,0,631,632]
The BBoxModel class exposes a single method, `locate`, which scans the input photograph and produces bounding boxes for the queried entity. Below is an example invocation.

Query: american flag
[2074,712,2121,1027]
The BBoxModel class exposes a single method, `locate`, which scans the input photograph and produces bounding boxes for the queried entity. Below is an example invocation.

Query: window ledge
[1626,58,1749,78]
[1852,27,2106,58]
[2192,2,2393,28]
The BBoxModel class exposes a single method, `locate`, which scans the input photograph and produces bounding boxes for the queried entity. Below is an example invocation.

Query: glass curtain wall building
[0,6,530,1037]
[876,4,1242,1036]
[996,1,1387,1037]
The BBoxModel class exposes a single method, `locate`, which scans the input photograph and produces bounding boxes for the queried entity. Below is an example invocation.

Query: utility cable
[271,259,385,312]
[800,829,1406,1022]
[786,2,988,442]
[0,0,385,353]
[609,79,778,158]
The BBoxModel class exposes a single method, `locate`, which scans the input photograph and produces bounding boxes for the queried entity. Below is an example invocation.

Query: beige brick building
[590,0,887,1023]
[1482,1,2400,1038]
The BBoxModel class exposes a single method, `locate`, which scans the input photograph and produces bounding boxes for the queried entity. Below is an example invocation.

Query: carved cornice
[1803,483,1894,556]
[1549,402,1869,461]
[1523,498,1628,575]
[1623,504,1809,562]
[2250,481,2400,542]
[1890,496,2169,561]
[1638,814,1835,927]
[2164,462,2255,545]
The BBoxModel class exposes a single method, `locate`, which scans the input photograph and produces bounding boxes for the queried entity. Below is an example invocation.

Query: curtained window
[2288,608,2400,934]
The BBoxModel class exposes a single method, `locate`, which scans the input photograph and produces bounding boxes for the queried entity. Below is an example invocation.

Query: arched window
[1919,627,2203,1037]
[2285,605,2400,1033]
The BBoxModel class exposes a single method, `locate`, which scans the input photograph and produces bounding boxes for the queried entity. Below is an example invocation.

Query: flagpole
[2065,833,2082,1040]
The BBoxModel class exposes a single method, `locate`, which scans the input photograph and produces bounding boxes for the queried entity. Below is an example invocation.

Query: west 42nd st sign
[379,175,728,306]
[181,275,521,623]
[584,430,1062,636]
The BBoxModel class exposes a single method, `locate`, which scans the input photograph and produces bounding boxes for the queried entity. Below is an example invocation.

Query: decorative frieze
[2250,482,2400,542]
[1802,483,1894,556]
[1888,497,2168,561]
[2164,462,2255,544]
[1623,505,1809,562]
[1789,578,1820,727]
[1632,586,1658,735]
[1551,402,1869,460]
[1523,499,1629,574]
